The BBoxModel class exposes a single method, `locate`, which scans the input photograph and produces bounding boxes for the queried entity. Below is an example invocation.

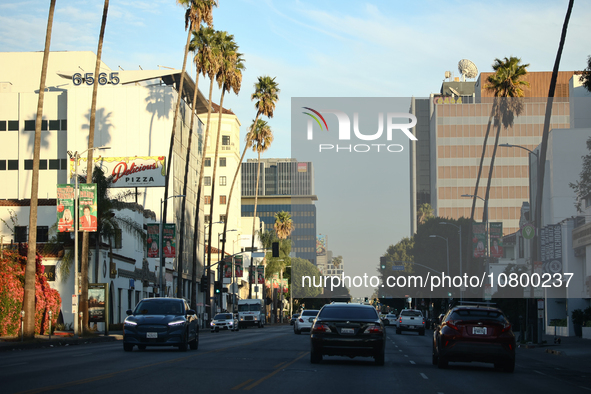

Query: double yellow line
[232,351,309,391]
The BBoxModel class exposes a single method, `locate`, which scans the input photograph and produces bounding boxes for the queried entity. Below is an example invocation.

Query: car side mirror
[126,309,133,316]
[187,309,196,315]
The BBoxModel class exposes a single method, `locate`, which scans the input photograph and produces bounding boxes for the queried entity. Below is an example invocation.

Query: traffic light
[214,281,222,294]
[272,242,279,257]
[201,275,208,291]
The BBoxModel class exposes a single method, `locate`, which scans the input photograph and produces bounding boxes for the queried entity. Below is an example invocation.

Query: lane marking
[410,361,416,365]
[399,350,402,352]
[232,379,254,390]
[273,362,286,369]
[404,355,409,358]
[579,387,591,392]
[534,370,545,375]
[71,353,93,357]
[1,362,28,367]
[420,373,428,380]
[244,352,309,391]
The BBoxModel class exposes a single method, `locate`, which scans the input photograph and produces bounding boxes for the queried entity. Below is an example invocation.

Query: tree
[535,0,574,264]
[274,211,294,240]
[331,256,343,268]
[23,0,56,339]
[205,31,244,299]
[378,237,415,298]
[291,257,322,299]
[482,56,529,222]
[247,119,273,298]
[569,137,591,212]
[417,203,433,225]
[579,55,591,93]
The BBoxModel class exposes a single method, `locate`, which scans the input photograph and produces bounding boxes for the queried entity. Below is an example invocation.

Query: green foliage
[569,137,591,212]
[572,308,586,326]
[579,55,591,93]
[291,257,322,298]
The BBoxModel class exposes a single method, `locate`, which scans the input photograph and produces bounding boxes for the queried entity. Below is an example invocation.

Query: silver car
[294,309,319,334]
[210,313,239,332]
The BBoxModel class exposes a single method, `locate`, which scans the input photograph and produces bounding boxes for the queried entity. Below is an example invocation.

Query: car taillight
[364,325,383,334]
[446,320,459,331]
[501,323,512,333]
[299,318,304,322]
[399,319,402,323]
[312,323,331,333]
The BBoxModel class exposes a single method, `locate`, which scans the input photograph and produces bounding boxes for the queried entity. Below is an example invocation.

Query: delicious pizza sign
[70,156,166,188]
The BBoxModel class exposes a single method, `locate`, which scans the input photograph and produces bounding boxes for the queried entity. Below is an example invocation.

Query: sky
[1,0,590,297]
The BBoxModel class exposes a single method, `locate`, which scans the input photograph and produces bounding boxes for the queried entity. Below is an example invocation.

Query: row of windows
[0,158,68,171]
[438,205,521,226]
[438,165,530,179]
[0,119,67,131]
[436,102,569,117]
[438,186,530,201]
[204,157,226,167]
[292,247,314,253]
[204,176,227,186]
[436,123,569,138]
[203,215,226,224]
[204,195,227,205]
[13,225,124,247]
[437,144,538,159]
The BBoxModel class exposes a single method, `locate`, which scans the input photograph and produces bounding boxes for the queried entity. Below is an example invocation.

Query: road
[2,326,591,393]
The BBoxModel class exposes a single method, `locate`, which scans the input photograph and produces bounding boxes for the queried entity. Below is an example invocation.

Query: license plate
[409,326,414,329]
[472,327,487,335]
[341,328,354,334]
[146,332,158,339]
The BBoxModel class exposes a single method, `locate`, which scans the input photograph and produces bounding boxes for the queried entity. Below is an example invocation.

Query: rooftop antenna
[458,59,478,81]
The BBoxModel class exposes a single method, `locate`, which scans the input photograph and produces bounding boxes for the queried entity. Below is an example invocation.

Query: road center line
[410,361,416,364]
[244,352,309,391]
[420,373,428,380]
[231,379,254,390]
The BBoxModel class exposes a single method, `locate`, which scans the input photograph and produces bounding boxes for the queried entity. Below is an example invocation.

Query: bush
[572,309,585,326]
[0,248,61,336]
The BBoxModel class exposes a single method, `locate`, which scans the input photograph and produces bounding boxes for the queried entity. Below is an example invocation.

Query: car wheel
[310,350,322,364]
[137,345,146,351]
[374,351,385,366]
[178,334,188,352]
[396,329,401,335]
[437,355,448,369]
[123,343,133,352]
[189,334,198,350]
[419,329,425,336]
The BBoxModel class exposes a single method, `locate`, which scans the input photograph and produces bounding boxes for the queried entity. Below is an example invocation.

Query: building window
[205,215,210,224]
[204,176,211,186]
[222,136,230,146]
[205,196,211,204]
[205,158,211,167]
[8,121,19,131]
[37,226,49,242]
[220,195,227,205]
[0,160,5,170]
[7,160,18,170]
[219,215,227,223]
[220,157,226,167]
[220,176,226,186]
[49,159,60,170]
[15,226,27,243]
[0,121,5,131]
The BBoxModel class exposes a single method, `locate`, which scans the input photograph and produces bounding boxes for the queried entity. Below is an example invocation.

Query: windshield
[238,303,261,312]
[400,310,422,317]
[214,313,233,320]
[301,310,320,317]
[135,300,184,315]
[319,307,378,320]
[449,309,506,323]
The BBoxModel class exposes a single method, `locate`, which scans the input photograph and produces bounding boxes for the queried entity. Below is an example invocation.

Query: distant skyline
[1,1,590,297]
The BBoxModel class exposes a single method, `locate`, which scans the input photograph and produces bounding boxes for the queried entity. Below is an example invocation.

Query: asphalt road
[2,326,591,393]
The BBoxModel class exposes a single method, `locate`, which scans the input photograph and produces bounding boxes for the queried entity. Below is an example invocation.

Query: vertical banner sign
[235,255,243,277]
[79,184,97,232]
[472,222,486,258]
[542,224,562,274]
[147,224,160,258]
[224,256,232,278]
[489,222,503,259]
[56,184,75,232]
[282,279,288,294]
[162,224,176,258]
[257,265,265,284]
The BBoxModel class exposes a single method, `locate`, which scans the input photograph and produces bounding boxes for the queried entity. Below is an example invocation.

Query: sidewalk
[519,333,591,357]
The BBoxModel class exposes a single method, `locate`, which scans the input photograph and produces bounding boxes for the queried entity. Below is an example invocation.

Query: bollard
[79,312,83,337]
[20,310,25,342]
[48,310,53,341]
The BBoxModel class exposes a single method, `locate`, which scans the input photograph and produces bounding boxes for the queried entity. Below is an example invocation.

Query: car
[211,313,239,332]
[123,297,199,352]
[382,314,397,326]
[396,309,425,335]
[290,313,300,326]
[310,303,386,365]
[432,304,516,372]
[294,309,320,334]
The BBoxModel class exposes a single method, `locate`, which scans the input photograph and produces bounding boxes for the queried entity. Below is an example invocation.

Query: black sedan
[123,298,199,352]
[310,303,386,365]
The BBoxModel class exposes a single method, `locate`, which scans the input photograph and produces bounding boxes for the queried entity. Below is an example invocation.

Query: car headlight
[168,320,185,327]
[124,319,137,326]
[228,321,233,325]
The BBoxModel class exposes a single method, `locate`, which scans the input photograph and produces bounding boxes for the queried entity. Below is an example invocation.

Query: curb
[545,348,563,356]
[0,335,119,352]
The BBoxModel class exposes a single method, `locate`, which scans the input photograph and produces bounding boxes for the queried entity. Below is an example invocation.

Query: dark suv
[432,305,515,372]
[310,303,386,365]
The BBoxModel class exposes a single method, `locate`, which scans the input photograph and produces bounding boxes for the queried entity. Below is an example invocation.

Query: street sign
[392,266,405,271]
[251,252,265,258]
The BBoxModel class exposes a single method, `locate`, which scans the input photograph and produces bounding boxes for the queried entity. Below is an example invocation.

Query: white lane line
[410,361,416,364]
[534,370,545,375]
[579,387,591,392]
[71,353,93,357]
[399,350,402,352]
[1,362,28,367]
[404,355,409,358]
[420,373,428,380]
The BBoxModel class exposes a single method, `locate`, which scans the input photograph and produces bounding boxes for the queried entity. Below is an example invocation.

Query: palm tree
[220,76,280,260]
[534,0,574,263]
[274,211,294,240]
[482,57,530,223]
[205,32,244,297]
[23,0,56,338]
[417,203,433,225]
[165,0,215,300]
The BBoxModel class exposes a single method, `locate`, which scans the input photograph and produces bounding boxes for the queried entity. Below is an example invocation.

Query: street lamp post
[69,145,110,339]
[429,235,449,274]
[159,195,185,297]
[440,222,462,300]
[203,221,223,327]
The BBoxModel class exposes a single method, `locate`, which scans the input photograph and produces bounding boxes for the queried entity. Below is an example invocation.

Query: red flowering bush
[0,248,61,336]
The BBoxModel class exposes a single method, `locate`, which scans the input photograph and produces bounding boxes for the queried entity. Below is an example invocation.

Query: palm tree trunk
[188,65,201,310]
[249,150,262,299]
[23,0,56,338]
[81,0,109,332]
[534,0,574,263]
[471,104,495,221]
[483,115,503,224]
[168,20,192,300]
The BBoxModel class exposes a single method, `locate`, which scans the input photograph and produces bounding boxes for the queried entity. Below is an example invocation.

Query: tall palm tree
[80,0,110,332]
[166,0,215,300]
[189,25,218,310]
[482,57,529,223]
[274,211,294,240]
[417,203,433,225]
[248,119,273,298]
[535,0,574,263]
[205,31,244,299]
[220,76,280,260]
[23,0,56,338]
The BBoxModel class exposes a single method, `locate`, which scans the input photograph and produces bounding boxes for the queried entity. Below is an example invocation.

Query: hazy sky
[1,0,590,296]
